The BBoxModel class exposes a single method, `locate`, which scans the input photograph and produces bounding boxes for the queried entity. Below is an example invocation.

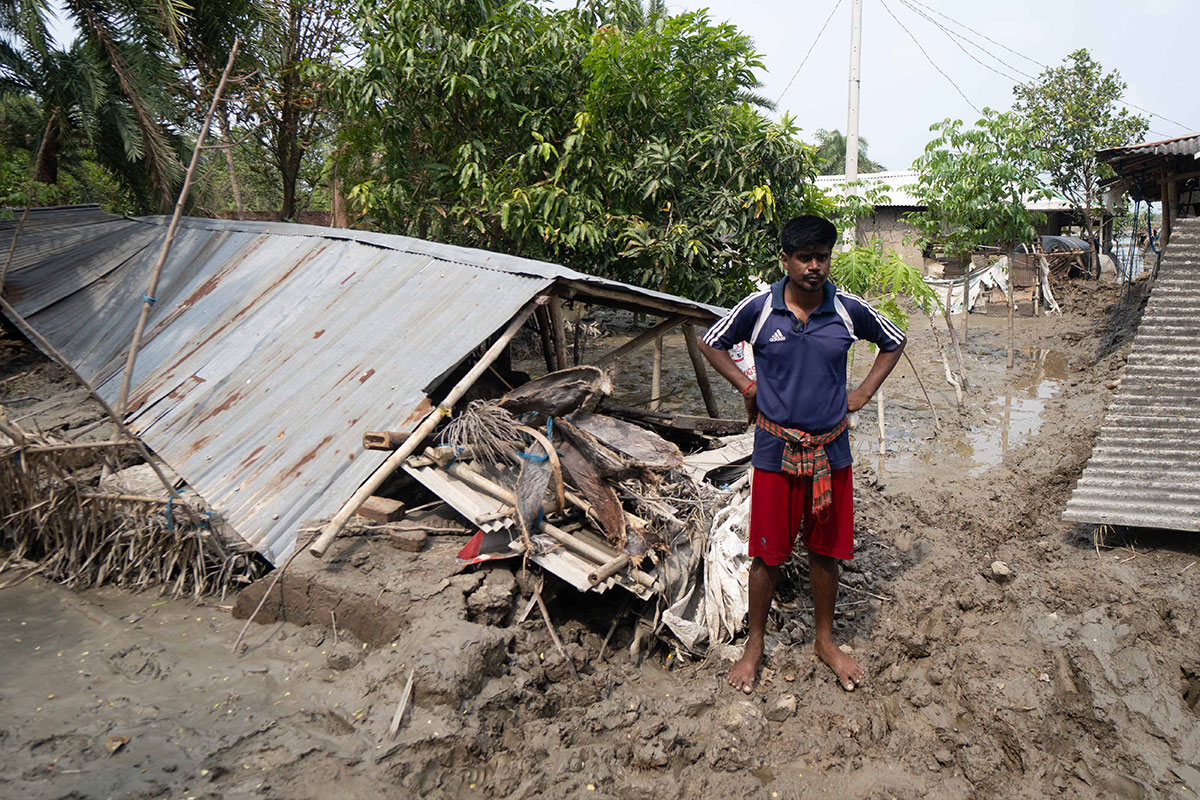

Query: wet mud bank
[4,278,1200,798]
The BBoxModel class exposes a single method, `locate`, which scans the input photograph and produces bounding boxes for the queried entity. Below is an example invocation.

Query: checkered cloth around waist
[755,413,848,514]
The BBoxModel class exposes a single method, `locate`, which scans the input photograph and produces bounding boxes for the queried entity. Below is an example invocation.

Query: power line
[774,0,844,106]
[878,0,980,115]
[904,0,1045,69]
[897,0,1033,84]
[903,0,1194,132]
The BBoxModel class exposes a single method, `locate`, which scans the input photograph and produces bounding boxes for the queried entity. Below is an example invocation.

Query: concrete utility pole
[844,0,864,245]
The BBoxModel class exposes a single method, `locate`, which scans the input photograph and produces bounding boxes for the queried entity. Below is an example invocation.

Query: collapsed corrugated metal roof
[1063,216,1200,532]
[1,206,722,563]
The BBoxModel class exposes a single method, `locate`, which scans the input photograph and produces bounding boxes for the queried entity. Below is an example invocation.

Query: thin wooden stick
[8,439,133,454]
[0,110,57,295]
[308,297,546,557]
[650,334,663,411]
[535,584,578,681]
[902,350,940,431]
[232,540,303,653]
[117,40,240,415]
[387,665,415,742]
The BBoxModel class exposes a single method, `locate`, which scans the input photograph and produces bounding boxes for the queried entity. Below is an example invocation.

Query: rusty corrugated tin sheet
[1,207,721,563]
[1098,132,1200,161]
[1063,216,1200,532]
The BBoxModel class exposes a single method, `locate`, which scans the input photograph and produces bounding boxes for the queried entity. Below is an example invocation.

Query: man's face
[781,247,832,293]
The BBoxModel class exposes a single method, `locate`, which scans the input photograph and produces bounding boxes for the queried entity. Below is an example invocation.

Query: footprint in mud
[105,643,166,683]
[25,732,104,776]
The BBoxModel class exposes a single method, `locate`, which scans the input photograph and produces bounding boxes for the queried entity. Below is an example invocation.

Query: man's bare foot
[728,641,763,694]
[815,638,865,691]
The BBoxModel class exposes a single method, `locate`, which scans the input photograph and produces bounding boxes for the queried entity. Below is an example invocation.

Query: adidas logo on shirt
[768,329,786,343]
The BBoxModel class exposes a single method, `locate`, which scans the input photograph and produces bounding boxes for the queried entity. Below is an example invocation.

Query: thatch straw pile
[0,415,266,598]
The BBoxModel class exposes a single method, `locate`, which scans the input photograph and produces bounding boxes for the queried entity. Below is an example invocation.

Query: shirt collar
[771,277,837,314]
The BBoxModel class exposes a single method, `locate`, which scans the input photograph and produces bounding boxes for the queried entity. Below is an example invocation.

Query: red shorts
[748,466,854,565]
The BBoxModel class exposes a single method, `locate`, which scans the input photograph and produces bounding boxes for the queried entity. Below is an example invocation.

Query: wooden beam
[650,335,663,411]
[547,295,568,370]
[534,305,555,373]
[682,324,720,418]
[557,279,714,326]
[594,315,686,369]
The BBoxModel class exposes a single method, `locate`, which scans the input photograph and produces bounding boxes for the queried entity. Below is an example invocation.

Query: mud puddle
[857,347,1067,478]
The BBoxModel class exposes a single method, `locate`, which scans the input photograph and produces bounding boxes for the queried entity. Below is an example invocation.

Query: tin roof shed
[0,206,723,563]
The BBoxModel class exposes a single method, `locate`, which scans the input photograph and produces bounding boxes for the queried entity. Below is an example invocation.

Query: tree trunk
[217,110,244,219]
[37,127,59,185]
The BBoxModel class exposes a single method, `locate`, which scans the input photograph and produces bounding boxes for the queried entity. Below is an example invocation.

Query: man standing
[698,215,905,692]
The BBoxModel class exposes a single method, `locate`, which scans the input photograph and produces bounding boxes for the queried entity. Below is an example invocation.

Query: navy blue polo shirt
[703,277,905,472]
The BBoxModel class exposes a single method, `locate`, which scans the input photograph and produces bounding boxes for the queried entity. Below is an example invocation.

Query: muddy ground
[3,278,1200,799]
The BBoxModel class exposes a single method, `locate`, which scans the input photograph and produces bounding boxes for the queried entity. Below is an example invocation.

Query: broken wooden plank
[602,403,748,436]
[571,412,683,472]
[363,430,412,450]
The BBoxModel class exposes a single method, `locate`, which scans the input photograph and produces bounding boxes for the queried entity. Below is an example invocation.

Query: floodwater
[522,321,1067,481]
[857,347,1067,477]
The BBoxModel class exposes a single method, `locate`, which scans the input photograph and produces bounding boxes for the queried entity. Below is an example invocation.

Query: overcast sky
[662,0,1198,172]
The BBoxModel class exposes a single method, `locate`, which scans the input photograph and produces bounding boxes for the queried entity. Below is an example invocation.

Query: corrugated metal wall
[1063,217,1200,531]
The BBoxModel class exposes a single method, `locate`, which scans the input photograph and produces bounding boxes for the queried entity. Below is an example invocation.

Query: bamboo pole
[547,295,568,371]
[876,389,885,456]
[0,110,57,295]
[589,553,631,586]
[572,303,583,366]
[595,315,685,369]
[0,296,190,515]
[116,40,240,416]
[650,335,663,411]
[961,268,969,343]
[1006,256,1015,370]
[942,282,969,392]
[682,324,720,418]
[308,297,546,558]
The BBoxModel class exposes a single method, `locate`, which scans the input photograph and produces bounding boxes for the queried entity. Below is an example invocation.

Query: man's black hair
[780,215,837,255]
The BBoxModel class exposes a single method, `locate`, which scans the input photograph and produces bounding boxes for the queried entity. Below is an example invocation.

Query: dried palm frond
[440,400,523,465]
[0,418,266,599]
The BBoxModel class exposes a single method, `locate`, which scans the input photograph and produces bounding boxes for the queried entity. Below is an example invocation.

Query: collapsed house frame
[0,205,750,600]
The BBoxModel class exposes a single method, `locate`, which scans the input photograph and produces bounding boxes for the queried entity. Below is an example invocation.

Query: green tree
[335,0,823,303]
[0,0,187,210]
[812,128,885,176]
[1012,49,1148,256]
[906,108,1048,263]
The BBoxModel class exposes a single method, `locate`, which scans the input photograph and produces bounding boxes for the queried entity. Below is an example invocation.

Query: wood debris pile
[413,365,733,597]
[0,409,265,598]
